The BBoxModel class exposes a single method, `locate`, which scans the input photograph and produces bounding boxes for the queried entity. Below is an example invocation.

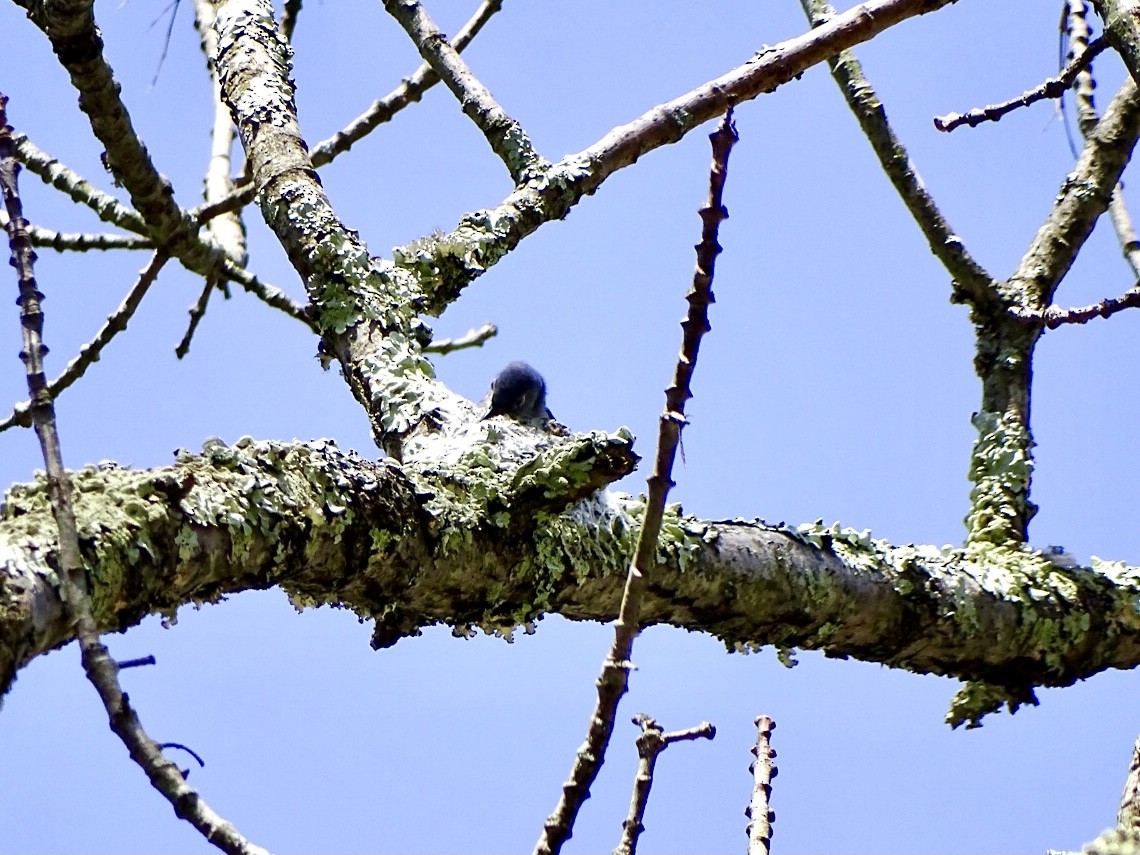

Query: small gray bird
[482,361,552,422]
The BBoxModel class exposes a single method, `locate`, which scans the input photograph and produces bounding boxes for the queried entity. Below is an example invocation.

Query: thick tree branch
[213,0,457,457]
[3,442,1138,719]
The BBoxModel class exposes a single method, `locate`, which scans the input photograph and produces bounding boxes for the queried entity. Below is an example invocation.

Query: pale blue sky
[2,1,1139,852]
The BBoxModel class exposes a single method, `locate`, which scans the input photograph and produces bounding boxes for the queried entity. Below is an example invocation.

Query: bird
[482,361,552,422]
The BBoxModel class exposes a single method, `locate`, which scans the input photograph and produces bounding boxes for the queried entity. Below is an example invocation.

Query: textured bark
[4,436,1138,712]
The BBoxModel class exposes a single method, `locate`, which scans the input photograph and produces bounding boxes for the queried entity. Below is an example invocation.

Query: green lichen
[964,410,1035,545]
[946,678,1038,729]
[526,492,718,594]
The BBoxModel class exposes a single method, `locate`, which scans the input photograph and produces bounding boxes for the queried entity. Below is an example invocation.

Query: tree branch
[798,0,998,310]
[381,0,542,182]
[0,213,152,251]
[422,321,497,354]
[13,133,147,234]
[310,0,504,169]
[1,94,269,855]
[0,251,170,434]
[400,0,962,316]
[613,715,716,855]
[533,110,737,855]
[3,443,1139,719]
[745,715,777,855]
[932,37,1108,132]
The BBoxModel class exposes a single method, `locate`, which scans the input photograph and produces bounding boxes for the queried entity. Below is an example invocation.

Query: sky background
[2,1,1139,853]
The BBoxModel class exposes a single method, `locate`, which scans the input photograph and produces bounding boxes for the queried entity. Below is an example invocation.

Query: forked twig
[1011,283,1140,328]
[614,715,715,855]
[533,110,738,855]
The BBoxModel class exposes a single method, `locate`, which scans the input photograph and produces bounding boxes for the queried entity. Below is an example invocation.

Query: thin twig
[381,0,543,183]
[176,273,219,359]
[189,180,259,225]
[799,0,997,309]
[13,134,147,234]
[423,322,496,354]
[117,655,157,669]
[1068,1,1140,279]
[0,213,152,251]
[1011,282,1140,328]
[614,715,715,855]
[0,251,169,434]
[0,93,271,855]
[533,110,738,855]
[933,37,1108,132]
[158,742,207,770]
[744,715,777,855]
[310,0,504,168]
[221,260,315,330]
[278,0,302,41]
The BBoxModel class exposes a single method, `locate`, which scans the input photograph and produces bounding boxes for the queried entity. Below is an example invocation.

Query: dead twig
[533,109,738,855]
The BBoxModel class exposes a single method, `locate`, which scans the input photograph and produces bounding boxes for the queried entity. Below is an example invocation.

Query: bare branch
[423,321,497,354]
[1068,2,1140,279]
[744,716,777,855]
[0,213,152,251]
[0,251,170,434]
[13,134,146,234]
[1010,281,1140,328]
[310,0,504,168]
[412,0,962,314]
[192,0,248,267]
[279,0,302,41]
[933,37,1108,132]
[189,180,259,225]
[1009,77,1140,312]
[799,0,997,308]
[220,260,315,331]
[614,715,716,855]
[176,272,221,359]
[0,93,270,855]
[381,0,542,182]
[534,110,738,855]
